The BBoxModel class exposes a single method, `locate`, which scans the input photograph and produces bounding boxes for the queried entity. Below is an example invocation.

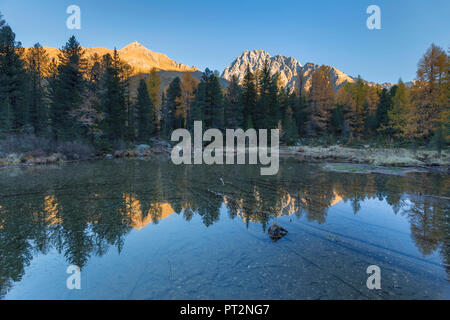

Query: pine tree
[267,73,281,129]
[204,69,224,129]
[375,88,392,137]
[24,43,50,135]
[136,79,153,142]
[224,75,243,129]
[282,106,299,145]
[191,80,206,124]
[294,90,308,137]
[0,14,27,134]
[190,69,223,130]
[102,51,127,142]
[330,104,345,136]
[165,77,182,132]
[241,65,257,129]
[49,36,86,141]
[255,59,272,129]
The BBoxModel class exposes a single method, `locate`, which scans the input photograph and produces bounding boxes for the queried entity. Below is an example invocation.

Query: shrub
[0,135,54,154]
[0,135,94,161]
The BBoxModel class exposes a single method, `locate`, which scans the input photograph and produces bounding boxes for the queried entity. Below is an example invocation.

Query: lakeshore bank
[1,143,449,172]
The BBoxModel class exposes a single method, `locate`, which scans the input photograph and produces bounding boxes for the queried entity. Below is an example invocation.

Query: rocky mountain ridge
[25,43,391,90]
[222,49,356,92]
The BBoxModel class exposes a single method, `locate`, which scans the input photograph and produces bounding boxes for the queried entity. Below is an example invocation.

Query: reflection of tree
[0,199,33,299]
[0,159,449,297]
[406,197,446,255]
[440,207,449,281]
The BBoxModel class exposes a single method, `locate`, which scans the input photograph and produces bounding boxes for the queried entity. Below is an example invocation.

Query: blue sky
[1,0,449,83]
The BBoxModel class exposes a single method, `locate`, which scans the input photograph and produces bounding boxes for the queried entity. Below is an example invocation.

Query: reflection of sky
[296,198,443,264]
[5,197,449,300]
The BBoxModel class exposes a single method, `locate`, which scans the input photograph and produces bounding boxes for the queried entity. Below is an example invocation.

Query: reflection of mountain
[122,194,175,230]
[224,191,343,222]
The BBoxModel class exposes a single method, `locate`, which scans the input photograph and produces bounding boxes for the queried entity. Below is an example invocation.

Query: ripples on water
[0,159,448,299]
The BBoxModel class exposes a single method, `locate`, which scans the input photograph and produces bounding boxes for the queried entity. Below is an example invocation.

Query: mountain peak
[222,50,355,92]
[122,41,147,50]
[222,49,303,90]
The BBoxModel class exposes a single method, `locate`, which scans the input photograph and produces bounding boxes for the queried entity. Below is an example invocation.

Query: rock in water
[268,222,288,242]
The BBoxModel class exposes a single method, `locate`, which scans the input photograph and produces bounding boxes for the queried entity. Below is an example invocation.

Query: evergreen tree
[136,79,153,141]
[278,87,289,121]
[204,69,224,129]
[165,77,182,132]
[224,75,243,129]
[255,60,272,129]
[375,88,392,137]
[0,14,27,134]
[330,105,345,136]
[294,90,308,137]
[267,73,281,129]
[241,65,257,129]
[191,80,206,124]
[49,36,86,141]
[102,51,127,142]
[282,106,299,145]
[25,43,50,135]
[190,69,223,130]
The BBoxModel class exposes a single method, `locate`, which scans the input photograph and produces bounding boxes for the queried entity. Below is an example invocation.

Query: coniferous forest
[0,11,449,158]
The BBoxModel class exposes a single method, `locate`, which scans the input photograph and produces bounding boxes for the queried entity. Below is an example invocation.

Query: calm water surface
[0,159,449,299]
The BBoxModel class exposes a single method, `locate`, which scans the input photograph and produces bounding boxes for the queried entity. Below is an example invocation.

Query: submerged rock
[268,222,288,242]
[114,150,123,158]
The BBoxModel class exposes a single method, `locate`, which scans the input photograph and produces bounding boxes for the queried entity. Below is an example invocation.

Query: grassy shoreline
[280,145,450,167]
[1,142,449,171]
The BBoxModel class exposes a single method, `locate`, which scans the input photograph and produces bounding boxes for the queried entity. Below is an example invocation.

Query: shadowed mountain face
[24,41,198,73]
[222,49,356,92]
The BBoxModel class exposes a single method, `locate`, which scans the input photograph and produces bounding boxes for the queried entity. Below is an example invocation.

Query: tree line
[0,12,448,151]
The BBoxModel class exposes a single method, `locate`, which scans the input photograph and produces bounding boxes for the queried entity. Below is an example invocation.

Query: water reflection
[0,159,448,298]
